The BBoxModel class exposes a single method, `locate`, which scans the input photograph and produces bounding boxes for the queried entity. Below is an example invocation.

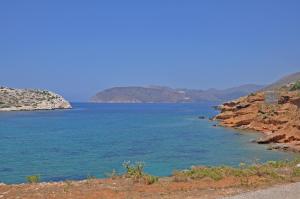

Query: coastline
[1,159,300,199]
[0,101,72,112]
[0,106,72,112]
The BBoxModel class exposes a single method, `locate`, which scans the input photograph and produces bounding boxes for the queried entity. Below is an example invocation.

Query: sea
[0,103,295,184]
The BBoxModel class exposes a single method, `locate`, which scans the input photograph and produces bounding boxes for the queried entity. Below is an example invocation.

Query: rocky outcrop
[214,90,300,152]
[0,87,71,111]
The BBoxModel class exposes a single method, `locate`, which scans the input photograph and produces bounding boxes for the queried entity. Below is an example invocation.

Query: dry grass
[172,158,300,185]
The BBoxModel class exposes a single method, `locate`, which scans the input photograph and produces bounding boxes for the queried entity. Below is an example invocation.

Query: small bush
[26,175,40,183]
[192,167,223,180]
[122,161,158,185]
[266,160,289,168]
[174,167,225,181]
[290,81,300,91]
[171,159,300,183]
[173,170,189,182]
[63,180,72,192]
[292,168,300,177]
[123,161,144,179]
[143,174,159,185]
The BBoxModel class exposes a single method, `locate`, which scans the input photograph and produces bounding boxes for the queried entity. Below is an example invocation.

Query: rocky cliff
[214,80,300,152]
[0,87,71,111]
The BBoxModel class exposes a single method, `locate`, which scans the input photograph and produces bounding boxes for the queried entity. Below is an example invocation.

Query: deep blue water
[0,103,295,184]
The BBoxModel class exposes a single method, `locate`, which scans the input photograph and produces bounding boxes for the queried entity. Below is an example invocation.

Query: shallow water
[0,103,294,184]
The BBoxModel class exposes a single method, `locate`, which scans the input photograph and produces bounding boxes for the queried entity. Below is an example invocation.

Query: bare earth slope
[0,86,71,111]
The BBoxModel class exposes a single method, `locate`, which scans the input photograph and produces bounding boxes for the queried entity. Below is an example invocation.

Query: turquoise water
[0,103,294,184]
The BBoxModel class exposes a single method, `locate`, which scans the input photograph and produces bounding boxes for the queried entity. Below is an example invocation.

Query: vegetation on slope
[290,81,300,91]
[263,72,300,91]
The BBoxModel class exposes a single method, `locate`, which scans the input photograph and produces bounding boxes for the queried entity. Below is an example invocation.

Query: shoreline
[0,107,72,112]
[215,124,299,153]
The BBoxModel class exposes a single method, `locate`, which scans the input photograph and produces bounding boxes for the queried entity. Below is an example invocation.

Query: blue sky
[0,0,299,101]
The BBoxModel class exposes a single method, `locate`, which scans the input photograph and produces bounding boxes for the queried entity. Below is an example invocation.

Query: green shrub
[123,161,144,179]
[122,161,159,185]
[292,168,300,177]
[171,159,300,183]
[290,81,300,91]
[26,175,40,183]
[63,180,73,192]
[172,170,189,182]
[266,160,289,168]
[143,174,159,185]
[178,167,225,181]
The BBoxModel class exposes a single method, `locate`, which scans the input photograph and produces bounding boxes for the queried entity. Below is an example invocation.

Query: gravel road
[222,182,300,199]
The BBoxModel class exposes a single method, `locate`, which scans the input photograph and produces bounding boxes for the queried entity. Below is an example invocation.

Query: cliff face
[215,90,300,152]
[0,87,71,111]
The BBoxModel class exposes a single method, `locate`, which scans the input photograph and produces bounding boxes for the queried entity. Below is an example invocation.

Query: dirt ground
[0,175,295,199]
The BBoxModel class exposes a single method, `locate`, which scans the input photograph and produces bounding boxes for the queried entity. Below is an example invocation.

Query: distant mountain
[90,84,264,103]
[90,86,187,103]
[263,72,300,91]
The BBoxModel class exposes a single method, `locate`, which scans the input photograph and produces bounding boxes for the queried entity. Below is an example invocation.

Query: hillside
[91,84,263,103]
[0,86,71,111]
[263,72,300,91]
[214,72,300,152]
[91,86,188,103]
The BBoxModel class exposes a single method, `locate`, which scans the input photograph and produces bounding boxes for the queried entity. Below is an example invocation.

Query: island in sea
[90,84,264,103]
[0,86,71,111]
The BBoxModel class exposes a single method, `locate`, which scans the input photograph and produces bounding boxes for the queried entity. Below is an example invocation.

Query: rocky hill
[214,72,300,152]
[0,86,71,111]
[263,72,300,91]
[91,84,263,103]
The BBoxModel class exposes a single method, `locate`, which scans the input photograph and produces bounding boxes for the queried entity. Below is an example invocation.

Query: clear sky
[0,0,299,101]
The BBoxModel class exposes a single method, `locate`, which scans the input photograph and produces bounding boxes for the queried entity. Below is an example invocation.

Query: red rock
[214,91,300,152]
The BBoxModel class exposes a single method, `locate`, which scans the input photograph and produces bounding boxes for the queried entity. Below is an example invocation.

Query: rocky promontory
[214,80,300,152]
[0,86,71,111]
